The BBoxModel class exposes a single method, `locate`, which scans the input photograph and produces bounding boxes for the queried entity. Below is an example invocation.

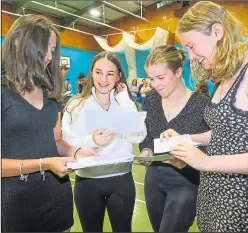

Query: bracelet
[73,148,81,159]
[20,160,29,182]
[39,158,45,182]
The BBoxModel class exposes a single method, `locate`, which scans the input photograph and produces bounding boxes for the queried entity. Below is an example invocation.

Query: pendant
[20,174,29,182]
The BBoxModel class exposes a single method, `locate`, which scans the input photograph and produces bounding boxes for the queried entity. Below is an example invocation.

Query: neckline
[160,92,195,124]
[19,89,45,111]
[210,62,248,107]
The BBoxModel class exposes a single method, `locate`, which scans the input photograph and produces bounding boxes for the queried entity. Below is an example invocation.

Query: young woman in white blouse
[62,51,147,232]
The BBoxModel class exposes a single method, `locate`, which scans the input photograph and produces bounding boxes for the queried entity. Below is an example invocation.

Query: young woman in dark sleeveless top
[162,1,248,232]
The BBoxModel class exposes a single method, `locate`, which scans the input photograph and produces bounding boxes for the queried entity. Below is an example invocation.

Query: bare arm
[2,113,97,178]
[1,157,71,177]
[170,142,248,174]
[244,65,248,97]
[190,130,212,146]
[204,153,248,174]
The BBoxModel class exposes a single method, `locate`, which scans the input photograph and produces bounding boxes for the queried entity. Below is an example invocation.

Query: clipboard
[133,154,174,162]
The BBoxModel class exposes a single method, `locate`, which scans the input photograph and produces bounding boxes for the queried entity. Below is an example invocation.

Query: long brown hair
[65,51,135,119]
[178,1,248,83]
[2,14,62,99]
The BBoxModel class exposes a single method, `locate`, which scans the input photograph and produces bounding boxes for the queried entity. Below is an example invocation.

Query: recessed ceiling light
[90,9,100,17]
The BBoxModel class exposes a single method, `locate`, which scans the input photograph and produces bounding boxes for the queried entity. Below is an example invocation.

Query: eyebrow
[95,68,115,73]
[155,73,167,78]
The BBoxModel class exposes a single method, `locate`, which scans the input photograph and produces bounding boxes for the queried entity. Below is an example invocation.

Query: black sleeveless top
[196,63,248,232]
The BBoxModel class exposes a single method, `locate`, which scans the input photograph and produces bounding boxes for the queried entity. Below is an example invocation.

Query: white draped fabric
[93,27,169,78]
[151,27,169,50]
[93,35,124,52]
[122,27,169,51]
[123,42,137,78]
[122,32,152,50]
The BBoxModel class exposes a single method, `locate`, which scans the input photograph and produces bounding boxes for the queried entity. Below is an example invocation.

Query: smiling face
[44,30,57,69]
[179,30,219,70]
[92,58,119,95]
[146,64,182,98]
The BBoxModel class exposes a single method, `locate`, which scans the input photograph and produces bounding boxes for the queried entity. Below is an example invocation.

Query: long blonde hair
[178,1,248,83]
[65,51,134,122]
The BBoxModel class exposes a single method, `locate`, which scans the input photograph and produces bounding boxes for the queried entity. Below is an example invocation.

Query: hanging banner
[93,35,124,52]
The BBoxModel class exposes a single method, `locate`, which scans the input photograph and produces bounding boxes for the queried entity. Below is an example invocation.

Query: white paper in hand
[84,111,147,133]
[154,134,202,154]
[67,151,135,170]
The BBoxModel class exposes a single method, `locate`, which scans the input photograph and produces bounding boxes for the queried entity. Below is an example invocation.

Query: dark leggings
[145,165,198,232]
[74,172,135,232]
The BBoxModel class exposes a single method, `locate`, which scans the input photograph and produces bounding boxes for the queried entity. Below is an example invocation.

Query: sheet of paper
[154,135,202,154]
[67,151,135,170]
[84,111,147,133]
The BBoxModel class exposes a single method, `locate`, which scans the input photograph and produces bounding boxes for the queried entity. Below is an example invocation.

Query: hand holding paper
[160,128,180,141]
[154,134,201,154]
[75,147,99,159]
[92,128,115,146]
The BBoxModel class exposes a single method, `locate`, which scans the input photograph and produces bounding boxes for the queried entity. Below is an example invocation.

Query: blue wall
[116,51,129,78]
[1,35,5,45]
[136,49,150,78]
[60,47,97,94]
[2,35,214,95]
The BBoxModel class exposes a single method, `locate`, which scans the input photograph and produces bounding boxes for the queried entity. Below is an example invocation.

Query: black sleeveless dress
[197,64,248,232]
[1,87,74,232]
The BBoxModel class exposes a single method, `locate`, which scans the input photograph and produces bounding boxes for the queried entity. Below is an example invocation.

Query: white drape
[122,27,169,51]
[93,35,124,52]
[93,27,169,78]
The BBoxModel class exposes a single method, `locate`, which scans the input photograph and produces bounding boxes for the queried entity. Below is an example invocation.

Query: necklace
[100,102,110,111]
[93,93,111,111]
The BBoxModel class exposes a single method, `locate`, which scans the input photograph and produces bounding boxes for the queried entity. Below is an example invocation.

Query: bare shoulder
[245,70,248,96]
[243,56,248,95]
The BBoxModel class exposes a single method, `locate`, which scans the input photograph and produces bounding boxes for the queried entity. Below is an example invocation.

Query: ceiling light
[90,9,100,17]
